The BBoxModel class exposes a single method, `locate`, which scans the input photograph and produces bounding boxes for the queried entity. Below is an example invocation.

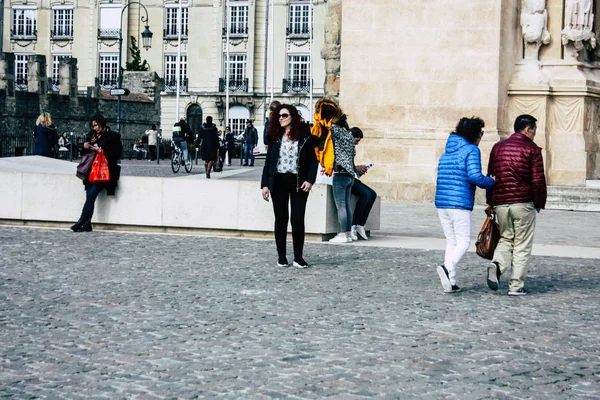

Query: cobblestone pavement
[1,226,599,399]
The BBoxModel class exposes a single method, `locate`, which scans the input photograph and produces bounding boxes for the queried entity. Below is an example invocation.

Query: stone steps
[546,181,600,211]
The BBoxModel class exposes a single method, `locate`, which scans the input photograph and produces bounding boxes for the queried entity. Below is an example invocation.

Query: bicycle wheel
[171,152,180,173]
[184,153,192,173]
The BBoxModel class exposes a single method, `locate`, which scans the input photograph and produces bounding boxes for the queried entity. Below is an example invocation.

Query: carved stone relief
[561,0,596,60]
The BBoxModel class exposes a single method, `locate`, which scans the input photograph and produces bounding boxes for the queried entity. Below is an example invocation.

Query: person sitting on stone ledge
[70,113,123,233]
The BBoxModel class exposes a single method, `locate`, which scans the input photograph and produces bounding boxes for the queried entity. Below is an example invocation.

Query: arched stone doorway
[187,104,203,138]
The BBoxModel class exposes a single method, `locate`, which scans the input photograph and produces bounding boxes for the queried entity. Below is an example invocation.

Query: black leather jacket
[261,124,318,192]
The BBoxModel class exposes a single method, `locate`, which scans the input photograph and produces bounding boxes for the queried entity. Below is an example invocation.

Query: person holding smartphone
[349,127,377,241]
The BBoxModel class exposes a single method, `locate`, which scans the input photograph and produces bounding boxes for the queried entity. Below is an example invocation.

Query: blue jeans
[351,179,377,226]
[173,138,188,161]
[332,173,355,232]
[243,143,255,165]
[80,183,104,222]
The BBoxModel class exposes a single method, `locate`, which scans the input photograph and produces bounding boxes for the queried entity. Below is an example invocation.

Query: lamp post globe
[141,26,153,50]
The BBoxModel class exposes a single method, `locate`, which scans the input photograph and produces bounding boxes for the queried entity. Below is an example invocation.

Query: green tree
[125,36,149,71]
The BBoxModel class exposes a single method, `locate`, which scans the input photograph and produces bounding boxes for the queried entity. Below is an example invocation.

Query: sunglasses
[278,113,290,119]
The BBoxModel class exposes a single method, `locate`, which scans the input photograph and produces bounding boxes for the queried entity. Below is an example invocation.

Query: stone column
[322,0,341,99]
[27,55,47,95]
[59,57,78,98]
[0,52,15,96]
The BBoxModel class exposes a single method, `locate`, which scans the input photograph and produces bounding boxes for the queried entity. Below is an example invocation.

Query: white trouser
[437,208,472,285]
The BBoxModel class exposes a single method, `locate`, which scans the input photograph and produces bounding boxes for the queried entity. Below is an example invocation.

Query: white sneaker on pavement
[350,226,358,241]
[329,233,352,243]
[355,225,368,240]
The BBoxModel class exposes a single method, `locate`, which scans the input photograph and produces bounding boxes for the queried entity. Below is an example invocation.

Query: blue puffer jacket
[435,134,494,210]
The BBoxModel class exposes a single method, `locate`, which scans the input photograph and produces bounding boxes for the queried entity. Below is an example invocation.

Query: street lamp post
[116,2,153,137]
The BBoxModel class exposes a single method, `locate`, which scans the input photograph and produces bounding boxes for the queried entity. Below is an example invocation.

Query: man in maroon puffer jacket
[485,114,547,296]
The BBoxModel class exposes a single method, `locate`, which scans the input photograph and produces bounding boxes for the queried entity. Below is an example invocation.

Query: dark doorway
[187,104,203,140]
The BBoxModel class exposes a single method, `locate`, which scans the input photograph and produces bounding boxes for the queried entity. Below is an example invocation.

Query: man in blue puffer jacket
[434,117,495,293]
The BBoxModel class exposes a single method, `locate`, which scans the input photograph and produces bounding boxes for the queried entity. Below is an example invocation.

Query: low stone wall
[0,157,380,240]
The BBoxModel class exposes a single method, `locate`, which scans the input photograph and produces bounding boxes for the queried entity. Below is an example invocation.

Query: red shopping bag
[88,150,111,183]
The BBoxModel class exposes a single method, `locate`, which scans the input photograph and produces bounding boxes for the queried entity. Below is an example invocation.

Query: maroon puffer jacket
[486,133,547,209]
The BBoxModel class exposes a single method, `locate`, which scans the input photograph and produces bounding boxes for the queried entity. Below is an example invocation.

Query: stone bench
[0,156,380,240]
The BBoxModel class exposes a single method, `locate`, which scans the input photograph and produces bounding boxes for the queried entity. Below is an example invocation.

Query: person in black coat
[222,126,235,166]
[33,112,58,158]
[70,113,123,233]
[261,104,318,269]
[196,116,220,179]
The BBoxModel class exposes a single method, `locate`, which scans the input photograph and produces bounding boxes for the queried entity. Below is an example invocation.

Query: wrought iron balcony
[286,26,310,37]
[10,28,37,40]
[49,78,60,93]
[219,78,248,92]
[50,28,73,39]
[98,78,118,89]
[15,77,28,92]
[163,78,188,92]
[282,79,310,94]
[163,28,188,39]
[221,26,248,36]
[97,29,121,39]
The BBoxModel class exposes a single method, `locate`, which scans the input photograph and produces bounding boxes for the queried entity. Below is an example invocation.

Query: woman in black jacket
[33,112,58,158]
[70,113,123,232]
[261,104,318,268]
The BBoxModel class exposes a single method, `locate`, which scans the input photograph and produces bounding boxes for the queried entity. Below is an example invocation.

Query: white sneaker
[350,226,358,241]
[329,233,351,243]
[355,225,368,240]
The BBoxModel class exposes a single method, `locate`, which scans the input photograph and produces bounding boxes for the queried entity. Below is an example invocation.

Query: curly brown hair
[266,104,306,143]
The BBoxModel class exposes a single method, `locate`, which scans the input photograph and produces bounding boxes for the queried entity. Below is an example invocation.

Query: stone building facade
[331,1,600,201]
[0,52,160,154]
[1,0,327,137]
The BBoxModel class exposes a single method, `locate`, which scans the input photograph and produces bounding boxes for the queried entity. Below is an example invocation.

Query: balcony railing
[282,79,310,94]
[11,28,37,40]
[163,78,188,92]
[219,78,248,92]
[163,28,188,39]
[286,26,310,37]
[15,77,28,92]
[98,78,118,89]
[222,26,248,36]
[98,29,121,39]
[49,78,59,93]
[50,28,73,39]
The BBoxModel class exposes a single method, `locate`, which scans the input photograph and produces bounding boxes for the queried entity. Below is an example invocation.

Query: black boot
[70,219,84,232]
[76,220,93,232]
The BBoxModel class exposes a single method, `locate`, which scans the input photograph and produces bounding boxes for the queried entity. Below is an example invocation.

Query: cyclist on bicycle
[172,116,194,164]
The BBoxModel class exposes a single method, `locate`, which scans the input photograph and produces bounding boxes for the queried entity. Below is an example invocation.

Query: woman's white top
[276,134,299,174]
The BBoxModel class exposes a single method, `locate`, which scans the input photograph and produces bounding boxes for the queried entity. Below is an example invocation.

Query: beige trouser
[493,202,537,292]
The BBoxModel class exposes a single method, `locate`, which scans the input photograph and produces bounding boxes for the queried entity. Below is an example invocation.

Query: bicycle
[171,140,192,173]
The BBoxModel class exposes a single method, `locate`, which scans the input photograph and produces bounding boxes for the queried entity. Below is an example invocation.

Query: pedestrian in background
[197,116,219,178]
[222,126,235,166]
[486,114,546,296]
[243,120,258,166]
[313,100,356,244]
[263,100,281,151]
[33,112,58,158]
[261,104,317,269]
[70,113,122,233]
[435,117,495,293]
[145,124,158,161]
[349,127,377,241]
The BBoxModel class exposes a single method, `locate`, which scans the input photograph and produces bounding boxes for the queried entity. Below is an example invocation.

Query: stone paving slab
[1,226,599,399]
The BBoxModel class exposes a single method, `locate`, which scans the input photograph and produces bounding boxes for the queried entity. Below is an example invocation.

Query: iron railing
[286,26,310,36]
[50,28,73,38]
[162,78,188,92]
[222,26,248,36]
[219,78,248,92]
[163,28,188,38]
[282,79,310,94]
[15,78,28,92]
[49,78,60,93]
[11,28,37,39]
[98,78,118,89]
[98,28,120,38]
